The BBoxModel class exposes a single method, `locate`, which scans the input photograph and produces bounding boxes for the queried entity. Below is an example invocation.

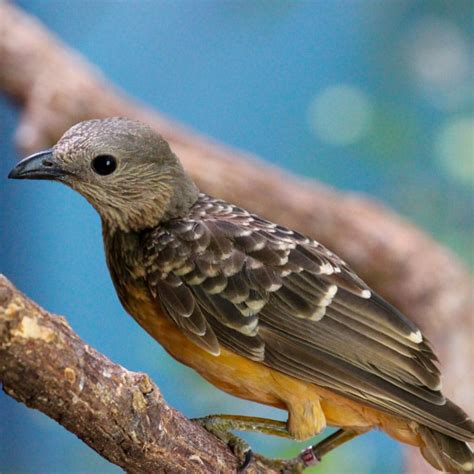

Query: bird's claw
[238,449,253,472]
[227,436,253,471]
[252,453,305,474]
[193,416,254,471]
[193,415,307,473]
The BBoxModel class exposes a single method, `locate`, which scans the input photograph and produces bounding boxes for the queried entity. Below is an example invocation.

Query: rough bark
[0,275,281,474]
[0,2,472,473]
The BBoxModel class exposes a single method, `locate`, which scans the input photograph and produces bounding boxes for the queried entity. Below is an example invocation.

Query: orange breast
[124,283,421,446]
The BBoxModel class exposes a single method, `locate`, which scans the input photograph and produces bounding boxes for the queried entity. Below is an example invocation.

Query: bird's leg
[194,414,291,438]
[193,414,296,471]
[194,414,369,472]
[296,427,369,467]
[251,427,369,472]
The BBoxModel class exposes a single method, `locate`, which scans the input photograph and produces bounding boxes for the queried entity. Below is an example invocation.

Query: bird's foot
[252,452,307,473]
[193,414,311,472]
[251,445,322,473]
[193,415,253,471]
[194,415,363,473]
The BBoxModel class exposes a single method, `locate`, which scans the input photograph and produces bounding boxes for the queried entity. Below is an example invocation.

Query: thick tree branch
[1,3,472,473]
[0,275,282,474]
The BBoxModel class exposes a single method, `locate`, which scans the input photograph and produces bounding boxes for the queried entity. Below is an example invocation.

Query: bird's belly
[122,285,419,445]
[124,285,286,408]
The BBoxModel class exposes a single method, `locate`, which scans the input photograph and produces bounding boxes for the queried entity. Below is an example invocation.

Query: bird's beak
[8,149,65,181]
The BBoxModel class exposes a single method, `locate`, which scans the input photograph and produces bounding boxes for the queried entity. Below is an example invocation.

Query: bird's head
[8,117,199,232]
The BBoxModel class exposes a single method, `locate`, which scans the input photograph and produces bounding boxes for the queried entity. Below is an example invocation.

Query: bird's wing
[143,194,474,442]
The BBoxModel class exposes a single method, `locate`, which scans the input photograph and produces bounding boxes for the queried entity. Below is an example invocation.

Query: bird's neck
[161,173,200,222]
[98,170,199,234]
[102,224,144,274]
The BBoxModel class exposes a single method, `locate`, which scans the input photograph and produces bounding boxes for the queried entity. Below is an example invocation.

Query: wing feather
[142,194,474,443]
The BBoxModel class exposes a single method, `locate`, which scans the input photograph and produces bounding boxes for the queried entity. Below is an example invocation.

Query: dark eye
[91,155,117,175]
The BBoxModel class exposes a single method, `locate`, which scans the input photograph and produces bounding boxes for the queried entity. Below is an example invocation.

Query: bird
[8,117,473,473]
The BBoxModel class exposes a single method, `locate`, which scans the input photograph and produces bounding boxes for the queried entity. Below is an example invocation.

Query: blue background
[1,2,472,473]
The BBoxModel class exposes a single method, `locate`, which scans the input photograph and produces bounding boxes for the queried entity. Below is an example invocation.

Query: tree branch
[1,3,472,473]
[0,275,282,474]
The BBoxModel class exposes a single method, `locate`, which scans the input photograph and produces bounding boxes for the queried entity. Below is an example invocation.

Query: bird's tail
[417,425,473,473]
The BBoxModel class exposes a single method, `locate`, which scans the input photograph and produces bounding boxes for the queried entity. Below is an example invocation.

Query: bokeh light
[435,117,474,185]
[308,84,374,147]
[405,17,471,110]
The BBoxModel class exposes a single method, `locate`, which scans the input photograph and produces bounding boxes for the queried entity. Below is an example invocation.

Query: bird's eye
[91,155,117,176]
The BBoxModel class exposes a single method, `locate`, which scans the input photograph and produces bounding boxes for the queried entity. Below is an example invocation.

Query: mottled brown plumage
[9,118,474,473]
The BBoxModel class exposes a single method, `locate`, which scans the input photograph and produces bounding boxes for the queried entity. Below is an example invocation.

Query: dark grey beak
[8,149,64,180]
